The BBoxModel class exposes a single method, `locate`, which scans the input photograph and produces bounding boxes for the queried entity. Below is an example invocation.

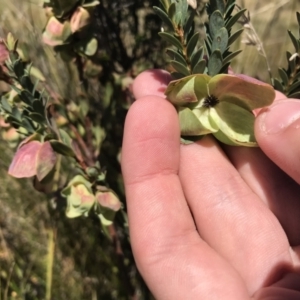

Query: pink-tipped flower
[8,140,57,181]
[70,7,91,33]
[42,16,72,46]
[0,40,9,65]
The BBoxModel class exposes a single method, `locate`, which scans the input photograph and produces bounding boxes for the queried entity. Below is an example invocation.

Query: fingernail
[259,100,300,134]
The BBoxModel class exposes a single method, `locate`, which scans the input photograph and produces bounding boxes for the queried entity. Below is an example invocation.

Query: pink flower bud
[70,7,91,33]
[0,40,9,65]
[42,16,71,46]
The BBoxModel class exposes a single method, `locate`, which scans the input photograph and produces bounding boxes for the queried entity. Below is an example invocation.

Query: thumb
[255,98,300,183]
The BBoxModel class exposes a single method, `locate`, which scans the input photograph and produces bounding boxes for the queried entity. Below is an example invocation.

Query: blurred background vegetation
[0,0,298,299]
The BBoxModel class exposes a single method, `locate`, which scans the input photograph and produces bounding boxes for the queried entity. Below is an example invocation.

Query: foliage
[0,0,299,299]
[273,12,300,99]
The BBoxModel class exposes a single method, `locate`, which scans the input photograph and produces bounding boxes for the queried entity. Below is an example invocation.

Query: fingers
[122,95,250,299]
[132,69,171,99]
[222,145,300,246]
[179,136,293,295]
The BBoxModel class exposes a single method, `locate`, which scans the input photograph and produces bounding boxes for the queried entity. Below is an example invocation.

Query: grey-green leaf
[225,9,247,30]
[170,60,190,76]
[190,46,204,69]
[192,59,206,74]
[222,49,242,65]
[153,6,174,31]
[168,3,176,21]
[211,27,228,54]
[228,28,244,46]
[288,30,300,53]
[209,10,224,38]
[273,78,284,93]
[187,32,200,58]
[208,50,223,76]
[278,68,289,86]
[158,32,183,50]
[166,49,187,66]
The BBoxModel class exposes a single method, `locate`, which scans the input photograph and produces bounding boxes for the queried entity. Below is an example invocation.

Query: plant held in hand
[155,0,276,146]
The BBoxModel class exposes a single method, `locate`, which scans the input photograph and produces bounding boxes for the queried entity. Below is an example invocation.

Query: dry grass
[233,0,299,82]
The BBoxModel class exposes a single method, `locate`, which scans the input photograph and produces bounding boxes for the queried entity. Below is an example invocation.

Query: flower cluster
[165,73,275,146]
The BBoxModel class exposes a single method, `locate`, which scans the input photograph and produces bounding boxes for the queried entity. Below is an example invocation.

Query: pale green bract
[165,74,275,146]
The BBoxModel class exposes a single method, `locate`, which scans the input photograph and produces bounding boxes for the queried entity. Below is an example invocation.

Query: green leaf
[29,66,46,82]
[193,107,219,132]
[166,49,187,66]
[20,90,34,105]
[171,72,185,80]
[208,50,223,76]
[170,60,190,76]
[225,9,247,30]
[186,32,200,58]
[225,2,236,20]
[273,78,284,93]
[288,91,300,99]
[210,0,225,15]
[225,0,235,12]
[6,32,18,51]
[1,97,12,113]
[75,38,98,56]
[50,140,76,157]
[11,107,22,122]
[165,74,211,105]
[20,118,35,133]
[158,32,183,50]
[278,68,289,86]
[174,0,189,25]
[222,49,242,65]
[288,30,300,53]
[288,80,300,94]
[211,102,257,146]
[159,0,169,12]
[286,51,296,72]
[183,11,195,40]
[209,10,225,37]
[12,59,24,78]
[192,59,206,74]
[153,6,174,30]
[28,112,45,124]
[190,46,204,69]
[32,100,45,116]
[228,28,244,46]
[211,27,228,54]
[168,3,176,21]
[209,74,275,110]
[58,129,73,148]
[178,107,211,135]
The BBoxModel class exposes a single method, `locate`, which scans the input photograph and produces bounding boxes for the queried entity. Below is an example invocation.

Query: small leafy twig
[273,12,300,98]
[154,0,246,78]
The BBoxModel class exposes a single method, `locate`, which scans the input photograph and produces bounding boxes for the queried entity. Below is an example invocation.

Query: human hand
[121,69,300,300]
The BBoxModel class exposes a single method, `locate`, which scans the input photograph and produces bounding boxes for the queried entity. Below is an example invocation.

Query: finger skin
[222,146,300,246]
[121,96,250,299]
[179,137,293,295]
[132,69,171,99]
[255,99,300,184]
